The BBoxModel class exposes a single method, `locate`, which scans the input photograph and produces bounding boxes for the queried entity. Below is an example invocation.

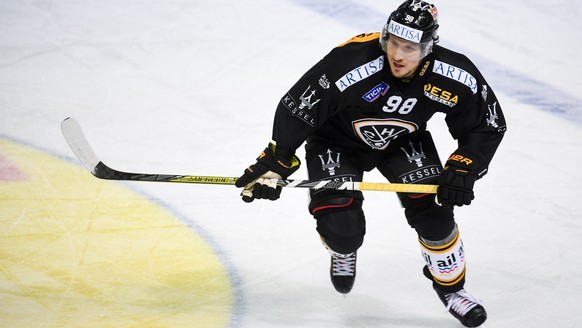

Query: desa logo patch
[423,84,459,107]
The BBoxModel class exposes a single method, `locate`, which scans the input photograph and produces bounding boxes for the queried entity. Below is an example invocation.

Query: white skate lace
[445,289,482,316]
[331,252,356,276]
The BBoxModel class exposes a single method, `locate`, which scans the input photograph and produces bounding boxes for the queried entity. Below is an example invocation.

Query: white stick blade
[61,117,100,173]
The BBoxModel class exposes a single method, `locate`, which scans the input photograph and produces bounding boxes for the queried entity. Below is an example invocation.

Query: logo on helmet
[387,20,423,43]
[428,6,438,20]
[410,0,431,12]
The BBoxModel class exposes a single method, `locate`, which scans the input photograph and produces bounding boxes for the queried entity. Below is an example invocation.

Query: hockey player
[235,1,506,327]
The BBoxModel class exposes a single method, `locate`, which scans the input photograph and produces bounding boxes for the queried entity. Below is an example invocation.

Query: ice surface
[1,0,581,327]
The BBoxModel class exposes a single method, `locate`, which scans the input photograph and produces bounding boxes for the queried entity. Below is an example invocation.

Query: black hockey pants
[306,131,456,254]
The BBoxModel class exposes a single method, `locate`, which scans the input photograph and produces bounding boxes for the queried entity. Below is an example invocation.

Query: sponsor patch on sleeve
[335,56,384,92]
[281,92,316,127]
[432,60,478,94]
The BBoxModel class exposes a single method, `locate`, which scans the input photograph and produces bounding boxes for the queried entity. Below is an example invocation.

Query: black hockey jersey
[272,33,506,171]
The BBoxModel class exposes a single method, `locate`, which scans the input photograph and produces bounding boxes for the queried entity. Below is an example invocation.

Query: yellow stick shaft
[357,182,437,193]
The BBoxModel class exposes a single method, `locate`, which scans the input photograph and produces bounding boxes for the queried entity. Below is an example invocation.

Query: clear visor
[380,23,433,59]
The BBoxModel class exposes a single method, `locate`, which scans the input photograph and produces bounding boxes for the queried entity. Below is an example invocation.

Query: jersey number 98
[382,96,417,114]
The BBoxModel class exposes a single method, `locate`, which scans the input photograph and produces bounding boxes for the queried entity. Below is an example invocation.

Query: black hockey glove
[436,149,486,207]
[235,143,300,203]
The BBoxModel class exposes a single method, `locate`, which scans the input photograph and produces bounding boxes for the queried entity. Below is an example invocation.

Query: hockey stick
[61,117,437,193]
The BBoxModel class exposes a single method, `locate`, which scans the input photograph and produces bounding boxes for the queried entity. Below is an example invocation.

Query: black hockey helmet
[380,0,439,51]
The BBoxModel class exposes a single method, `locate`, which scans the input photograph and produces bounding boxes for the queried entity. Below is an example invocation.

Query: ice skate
[433,286,487,327]
[424,265,487,327]
[322,239,357,294]
[329,251,357,294]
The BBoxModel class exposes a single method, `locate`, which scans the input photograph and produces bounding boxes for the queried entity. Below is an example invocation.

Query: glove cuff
[257,143,301,179]
[445,148,487,176]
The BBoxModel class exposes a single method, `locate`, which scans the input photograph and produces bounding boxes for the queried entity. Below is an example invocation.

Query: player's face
[386,36,422,79]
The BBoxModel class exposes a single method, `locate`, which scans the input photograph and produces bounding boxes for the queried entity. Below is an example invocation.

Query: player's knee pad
[419,225,466,293]
[310,197,365,254]
[401,194,455,241]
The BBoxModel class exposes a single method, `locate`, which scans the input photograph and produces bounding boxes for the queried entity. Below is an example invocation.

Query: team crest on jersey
[353,119,418,150]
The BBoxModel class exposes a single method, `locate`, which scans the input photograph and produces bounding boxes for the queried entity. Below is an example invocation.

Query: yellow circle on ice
[0,139,234,327]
